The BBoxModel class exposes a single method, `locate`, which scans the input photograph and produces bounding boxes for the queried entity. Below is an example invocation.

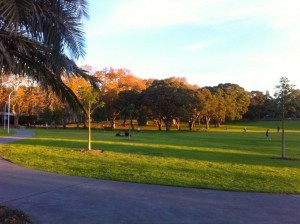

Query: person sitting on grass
[125,131,131,137]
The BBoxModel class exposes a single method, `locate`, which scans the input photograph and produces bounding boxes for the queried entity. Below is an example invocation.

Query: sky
[79,0,300,95]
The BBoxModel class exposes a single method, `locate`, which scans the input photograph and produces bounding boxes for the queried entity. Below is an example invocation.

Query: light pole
[2,77,30,134]
[7,89,15,134]
[7,82,24,134]
[3,103,6,130]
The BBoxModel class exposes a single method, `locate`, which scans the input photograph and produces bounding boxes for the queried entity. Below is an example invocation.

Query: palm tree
[0,0,97,109]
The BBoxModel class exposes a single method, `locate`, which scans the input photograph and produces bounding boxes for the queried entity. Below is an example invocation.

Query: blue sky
[79,0,300,95]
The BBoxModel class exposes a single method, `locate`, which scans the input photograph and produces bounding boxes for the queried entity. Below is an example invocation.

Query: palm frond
[0,0,95,110]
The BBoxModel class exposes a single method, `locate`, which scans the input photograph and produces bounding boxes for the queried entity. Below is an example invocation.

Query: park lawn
[0,129,15,137]
[0,121,299,194]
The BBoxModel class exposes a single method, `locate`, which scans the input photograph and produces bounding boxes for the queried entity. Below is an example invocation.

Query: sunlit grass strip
[17,132,279,156]
[3,143,299,194]
[0,121,300,194]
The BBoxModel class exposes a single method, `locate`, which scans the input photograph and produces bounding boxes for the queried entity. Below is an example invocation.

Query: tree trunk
[214,117,222,128]
[83,118,87,129]
[205,120,210,129]
[217,117,222,127]
[164,119,171,131]
[11,106,19,128]
[156,119,163,131]
[214,119,217,128]
[188,120,195,131]
[130,118,134,131]
[111,116,116,129]
[88,102,91,150]
[13,113,19,128]
[175,118,180,131]
[166,122,171,131]
[122,116,127,127]
[203,116,210,129]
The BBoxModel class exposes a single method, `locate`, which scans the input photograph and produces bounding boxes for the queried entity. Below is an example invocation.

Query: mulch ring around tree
[271,157,300,161]
[79,149,104,154]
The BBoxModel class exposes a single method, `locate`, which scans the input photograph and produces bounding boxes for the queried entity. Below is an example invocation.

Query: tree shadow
[9,138,300,169]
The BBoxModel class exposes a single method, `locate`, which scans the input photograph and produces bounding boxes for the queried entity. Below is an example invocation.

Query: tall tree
[197,88,216,129]
[291,89,300,118]
[0,0,97,109]
[211,83,250,121]
[94,68,146,129]
[187,90,203,131]
[244,91,269,120]
[212,88,226,127]
[274,77,295,159]
[114,90,140,130]
[143,78,196,131]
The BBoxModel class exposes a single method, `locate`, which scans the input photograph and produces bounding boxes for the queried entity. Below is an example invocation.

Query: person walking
[266,129,271,140]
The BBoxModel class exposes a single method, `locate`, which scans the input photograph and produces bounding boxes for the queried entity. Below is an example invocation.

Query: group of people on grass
[243,126,281,141]
[266,126,282,140]
[115,127,141,137]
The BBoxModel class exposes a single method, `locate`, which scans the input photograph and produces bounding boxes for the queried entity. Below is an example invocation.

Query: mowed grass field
[0,120,299,194]
[0,129,15,137]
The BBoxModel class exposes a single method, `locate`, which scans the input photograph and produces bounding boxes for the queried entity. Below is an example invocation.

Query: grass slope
[0,121,299,194]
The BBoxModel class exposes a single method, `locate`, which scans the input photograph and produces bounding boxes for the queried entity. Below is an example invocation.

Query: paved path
[0,130,300,224]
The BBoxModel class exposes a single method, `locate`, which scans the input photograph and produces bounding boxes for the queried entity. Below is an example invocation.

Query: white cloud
[89,0,300,38]
[84,0,300,93]
[184,39,220,51]
[110,0,224,29]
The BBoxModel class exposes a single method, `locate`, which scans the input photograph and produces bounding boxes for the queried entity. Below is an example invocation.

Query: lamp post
[3,103,6,130]
[7,89,15,134]
[7,82,23,134]
[3,77,30,134]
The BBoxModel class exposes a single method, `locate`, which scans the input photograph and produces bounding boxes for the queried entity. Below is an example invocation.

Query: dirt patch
[271,157,299,161]
[79,149,104,154]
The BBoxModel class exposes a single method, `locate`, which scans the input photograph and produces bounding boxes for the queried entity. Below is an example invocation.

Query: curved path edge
[0,129,300,224]
[0,128,35,144]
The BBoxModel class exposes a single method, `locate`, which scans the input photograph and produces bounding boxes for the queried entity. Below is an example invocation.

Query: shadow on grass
[7,137,300,169]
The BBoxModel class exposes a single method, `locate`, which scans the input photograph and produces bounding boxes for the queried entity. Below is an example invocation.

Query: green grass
[0,129,14,137]
[0,121,300,194]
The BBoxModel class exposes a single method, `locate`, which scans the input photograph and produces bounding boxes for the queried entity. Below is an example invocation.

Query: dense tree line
[1,69,299,131]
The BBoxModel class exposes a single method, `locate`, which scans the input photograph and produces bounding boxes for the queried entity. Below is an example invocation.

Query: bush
[0,205,33,224]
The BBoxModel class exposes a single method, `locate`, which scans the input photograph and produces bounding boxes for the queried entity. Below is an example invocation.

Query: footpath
[0,129,300,224]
